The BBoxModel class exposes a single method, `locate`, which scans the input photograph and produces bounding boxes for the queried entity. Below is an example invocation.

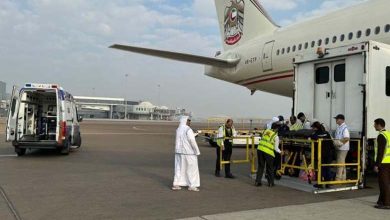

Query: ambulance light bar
[25,83,59,89]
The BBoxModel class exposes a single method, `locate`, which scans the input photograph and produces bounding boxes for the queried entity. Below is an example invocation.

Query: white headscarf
[178,116,189,128]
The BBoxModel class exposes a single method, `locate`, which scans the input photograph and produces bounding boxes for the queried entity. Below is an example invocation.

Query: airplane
[110,0,390,97]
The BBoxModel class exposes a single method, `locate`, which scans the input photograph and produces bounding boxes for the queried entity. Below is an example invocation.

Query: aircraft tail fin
[214,0,278,51]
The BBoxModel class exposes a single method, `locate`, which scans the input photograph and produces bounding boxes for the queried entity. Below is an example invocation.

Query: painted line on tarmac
[132,126,147,131]
[83,132,173,135]
[0,155,17,157]
[0,186,22,220]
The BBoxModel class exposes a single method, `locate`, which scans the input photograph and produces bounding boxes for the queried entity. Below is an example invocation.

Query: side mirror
[78,116,83,122]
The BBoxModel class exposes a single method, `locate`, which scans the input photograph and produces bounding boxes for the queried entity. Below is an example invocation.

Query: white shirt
[303,120,311,129]
[335,122,350,151]
[274,135,281,153]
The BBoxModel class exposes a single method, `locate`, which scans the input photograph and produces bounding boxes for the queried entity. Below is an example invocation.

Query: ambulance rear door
[6,86,21,142]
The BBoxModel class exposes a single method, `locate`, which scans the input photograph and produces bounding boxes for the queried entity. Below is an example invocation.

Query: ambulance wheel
[60,140,70,155]
[15,147,26,156]
[76,134,82,148]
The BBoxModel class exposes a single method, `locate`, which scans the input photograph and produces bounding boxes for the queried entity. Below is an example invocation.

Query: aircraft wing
[109,44,239,68]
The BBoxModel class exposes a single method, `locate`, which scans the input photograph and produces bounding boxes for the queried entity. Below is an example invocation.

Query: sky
[0,0,368,119]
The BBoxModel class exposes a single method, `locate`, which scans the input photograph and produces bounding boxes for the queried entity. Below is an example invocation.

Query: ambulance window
[298,44,302,50]
[348,32,353,40]
[357,30,362,38]
[366,28,371,36]
[316,67,329,84]
[292,45,296,52]
[386,66,390,96]
[334,64,346,82]
[332,36,337,43]
[340,34,345,42]
[304,42,308,49]
[11,98,17,117]
[325,38,329,45]
[386,24,390,33]
[375,26,380,35]
[311,41,315,48]
[318,39,322,46]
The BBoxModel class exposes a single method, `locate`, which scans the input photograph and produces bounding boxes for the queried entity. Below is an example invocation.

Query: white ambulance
[6,83,82,156]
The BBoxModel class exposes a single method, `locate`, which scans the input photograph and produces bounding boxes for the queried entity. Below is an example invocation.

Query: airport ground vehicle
[293,41,390,186]
[6,83,82,156]
[200,117,263,147]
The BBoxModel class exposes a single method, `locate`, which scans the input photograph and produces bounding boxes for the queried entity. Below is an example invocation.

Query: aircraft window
[325,38,329,45]
[332,36,337,43]
[298,44,302,50]
[287,47,290,53]
[276,49,280,55]
[340,34,345,42]
[366,28,371,36]
[311,41,315,48]
[281,48,285,54]
[357,30,362,38]
[375,26,380,35]
[318,39,322,46]
[387,66,390,96]
[316,66,329,84]
[386,24,390,33]
[304,42,308,49]
[334,64,346,82]
[348,32,353,40]
[292,45,296,52]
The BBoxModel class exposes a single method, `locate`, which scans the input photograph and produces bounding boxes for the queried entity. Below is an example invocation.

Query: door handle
[326,92,330,98]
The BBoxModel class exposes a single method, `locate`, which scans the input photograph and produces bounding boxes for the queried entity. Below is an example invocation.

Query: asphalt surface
[0,120,382,220]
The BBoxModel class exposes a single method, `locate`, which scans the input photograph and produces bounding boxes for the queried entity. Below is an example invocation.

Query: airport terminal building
[74,96,189,120]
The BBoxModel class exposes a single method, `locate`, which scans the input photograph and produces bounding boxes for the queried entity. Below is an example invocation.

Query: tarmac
[0,120,388,220]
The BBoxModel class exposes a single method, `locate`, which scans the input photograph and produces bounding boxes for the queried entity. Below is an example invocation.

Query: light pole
[124,74,128,120]
[157,84,161,106]
[157,84,161,120]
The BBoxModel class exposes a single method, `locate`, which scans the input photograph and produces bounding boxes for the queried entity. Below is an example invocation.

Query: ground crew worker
[297,112,311,129]
[333,114,350,181]
[255,122,281,187]
[373,118,390,209]
[289,115,303,131]
[215,119,237,178]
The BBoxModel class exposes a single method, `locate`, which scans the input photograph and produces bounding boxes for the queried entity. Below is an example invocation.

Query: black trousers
[378,165,390,206]
[215,141,233,175]
[256,150,275,184]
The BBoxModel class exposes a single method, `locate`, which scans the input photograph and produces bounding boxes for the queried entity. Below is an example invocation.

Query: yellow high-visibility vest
[258,129,277,157]
[290,123,303,131]
[375,130,390,164]
[216,125,236,147]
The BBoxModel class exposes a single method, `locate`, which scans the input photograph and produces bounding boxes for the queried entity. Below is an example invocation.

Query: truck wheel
[60,140,70,155]
[15,147,26,156]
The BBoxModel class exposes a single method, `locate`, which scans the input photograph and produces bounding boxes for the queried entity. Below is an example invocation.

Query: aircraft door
[314,64,332,127]
[262,41,274,71]
[6,86,20,142]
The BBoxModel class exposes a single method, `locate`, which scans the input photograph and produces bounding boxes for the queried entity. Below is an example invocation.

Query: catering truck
[6,83,82,156]
[293,41,390,185]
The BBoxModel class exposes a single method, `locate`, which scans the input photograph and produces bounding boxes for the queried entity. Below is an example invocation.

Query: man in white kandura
[172,116,201,192]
